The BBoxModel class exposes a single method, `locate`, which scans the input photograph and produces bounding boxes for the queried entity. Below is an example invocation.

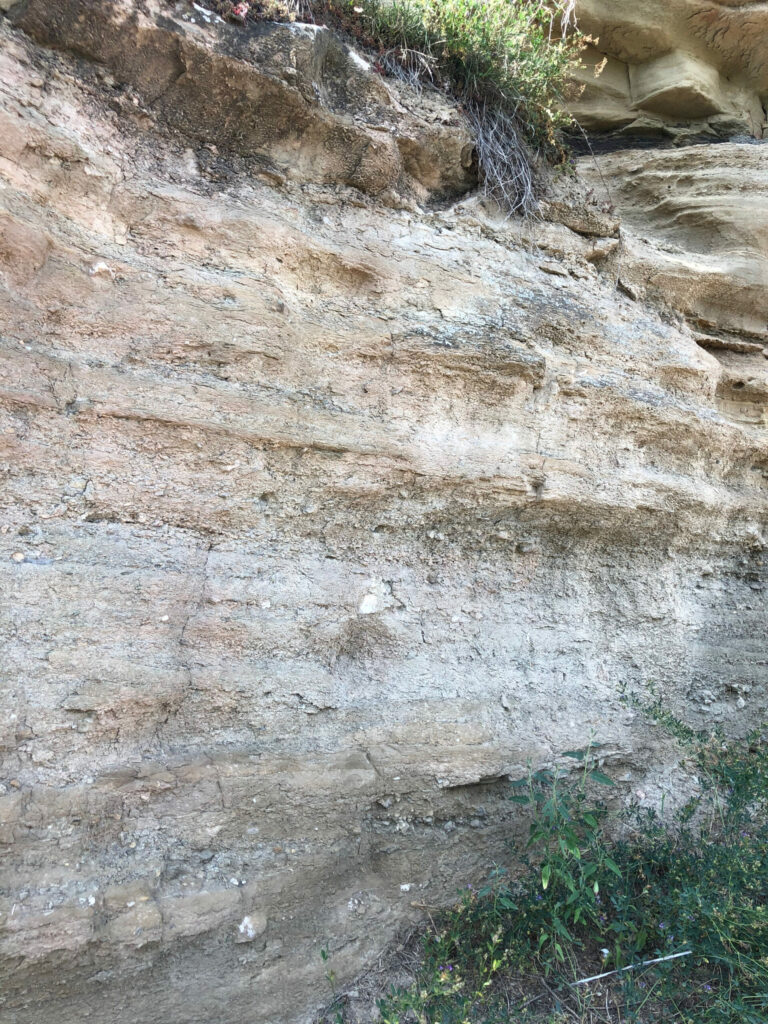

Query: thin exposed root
[378,47,437,93]
[466,100,540,217]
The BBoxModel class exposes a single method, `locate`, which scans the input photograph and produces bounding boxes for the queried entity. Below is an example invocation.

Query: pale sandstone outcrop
[569,46,635,133]
[575,139,768,463]
[571,0,768,138]
[0,3,767,1024]
[576,142,768,348]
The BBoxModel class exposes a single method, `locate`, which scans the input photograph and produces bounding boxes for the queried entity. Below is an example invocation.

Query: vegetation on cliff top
[193,0,584,213]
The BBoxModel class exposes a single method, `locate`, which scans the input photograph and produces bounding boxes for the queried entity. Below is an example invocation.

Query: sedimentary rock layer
[577,142,768,342]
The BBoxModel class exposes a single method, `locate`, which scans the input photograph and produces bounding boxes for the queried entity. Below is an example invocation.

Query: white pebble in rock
[358,593,380,615]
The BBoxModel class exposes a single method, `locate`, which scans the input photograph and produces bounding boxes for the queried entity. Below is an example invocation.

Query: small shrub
[365,731,768,1023]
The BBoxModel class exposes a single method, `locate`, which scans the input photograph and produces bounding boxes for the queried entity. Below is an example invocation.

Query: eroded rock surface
[572,0,768,139]
[575,141,768,435]
[7,0,475,201]
[1,4,767,1024]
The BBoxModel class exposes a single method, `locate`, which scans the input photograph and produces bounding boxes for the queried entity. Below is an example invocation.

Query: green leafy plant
[351,727,768,1024]
[375,745,619,1022]
[508,747,619,967]
[319,948,345,1024]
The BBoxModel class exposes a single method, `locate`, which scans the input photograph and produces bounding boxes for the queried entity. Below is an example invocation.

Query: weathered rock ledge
[7,0,476,201]
[0,4,766,1023]
[571,0,768,141]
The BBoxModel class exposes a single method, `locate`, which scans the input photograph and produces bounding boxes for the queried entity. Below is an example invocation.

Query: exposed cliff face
[0,3,766,1023]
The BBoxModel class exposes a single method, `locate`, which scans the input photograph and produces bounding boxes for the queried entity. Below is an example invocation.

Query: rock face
[0,3,766,1023]
[571,0,768,139]
[578,143,768,345]
[7,0,475,200]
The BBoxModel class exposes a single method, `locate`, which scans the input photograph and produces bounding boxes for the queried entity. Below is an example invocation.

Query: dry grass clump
[348,0,583,214]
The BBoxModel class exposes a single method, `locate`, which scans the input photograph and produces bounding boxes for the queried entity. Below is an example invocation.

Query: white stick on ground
[570,950,692,987]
